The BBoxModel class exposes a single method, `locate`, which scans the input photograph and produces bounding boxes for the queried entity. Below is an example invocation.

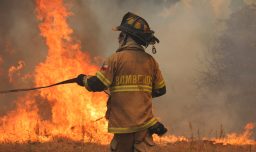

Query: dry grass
[0,137,255,152]
[154,140,255,152]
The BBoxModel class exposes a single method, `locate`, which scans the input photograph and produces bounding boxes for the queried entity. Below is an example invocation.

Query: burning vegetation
[0,0,110,144]
[0,0,255,151]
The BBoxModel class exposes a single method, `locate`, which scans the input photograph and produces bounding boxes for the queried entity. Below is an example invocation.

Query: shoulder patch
[101,63,109,71]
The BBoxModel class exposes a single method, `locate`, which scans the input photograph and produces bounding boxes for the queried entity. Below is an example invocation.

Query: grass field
[0,137,255,152]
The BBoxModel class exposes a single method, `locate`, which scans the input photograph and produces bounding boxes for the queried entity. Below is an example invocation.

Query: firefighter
[76,12,167,152]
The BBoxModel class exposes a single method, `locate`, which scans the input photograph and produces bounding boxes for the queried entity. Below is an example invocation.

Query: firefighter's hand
[76,74,86,86]
[148,121,167,136]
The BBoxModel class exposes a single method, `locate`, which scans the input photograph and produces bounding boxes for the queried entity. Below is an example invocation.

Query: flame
[0,0,255,147]
[153,123,256,146]
[0,93,41,142]
[213,123,256,145]
[0,0,110,144]
[154,135,188,144]
[34,0,111,143]
[8,60,26,83]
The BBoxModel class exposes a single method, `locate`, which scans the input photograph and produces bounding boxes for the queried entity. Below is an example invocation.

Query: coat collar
[116,37,145,52]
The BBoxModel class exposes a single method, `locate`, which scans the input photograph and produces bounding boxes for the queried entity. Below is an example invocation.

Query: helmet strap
[119,32,128,47]
[123,33,128,46]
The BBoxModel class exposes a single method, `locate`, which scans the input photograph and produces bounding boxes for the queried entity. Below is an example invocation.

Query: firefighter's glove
[148,121,167,136]
[76,74,87,86]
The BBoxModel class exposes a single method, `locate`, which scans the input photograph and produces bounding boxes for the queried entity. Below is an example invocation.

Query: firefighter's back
[108,49,158,134]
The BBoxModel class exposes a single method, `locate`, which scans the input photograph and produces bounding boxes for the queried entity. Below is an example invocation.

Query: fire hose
[0,77,109,122]
[0,77,167,134]
[0,77,110,95]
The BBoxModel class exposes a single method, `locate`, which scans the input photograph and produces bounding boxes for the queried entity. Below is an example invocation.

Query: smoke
[0,0,103,116]
[68,0,104,58]
[244,0,256,5]
[0,0,45,115]
[0,56,3,76]
[82,0,255,137]
[199,3,256,135]
[0,0,255,138]
[151,0,233,136]
[210,0,231,19]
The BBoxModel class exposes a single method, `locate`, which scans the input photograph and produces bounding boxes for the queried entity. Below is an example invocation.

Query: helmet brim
[113,25,160,44]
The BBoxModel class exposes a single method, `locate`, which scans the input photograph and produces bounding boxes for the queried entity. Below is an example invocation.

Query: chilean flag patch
[101,63,109,71]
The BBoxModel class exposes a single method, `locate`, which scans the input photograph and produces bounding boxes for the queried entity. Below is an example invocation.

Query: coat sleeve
[84,76,107,92]
[83,54,116,92]
[152,59,166,98]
